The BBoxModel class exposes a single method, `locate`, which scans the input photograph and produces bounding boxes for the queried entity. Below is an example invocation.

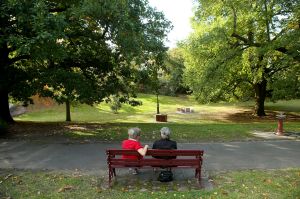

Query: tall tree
[0,0,67,123]
[0,0,171,124]
[163,48,188,95]
[182,0,300,116]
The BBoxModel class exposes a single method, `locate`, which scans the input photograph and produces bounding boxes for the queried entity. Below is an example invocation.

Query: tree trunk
[254,79,267,116]
[0,89,14,124]
[0,40,13,124]
[66,99,71,122]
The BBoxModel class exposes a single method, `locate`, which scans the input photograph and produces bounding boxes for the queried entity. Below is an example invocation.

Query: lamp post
[156,93,159,114]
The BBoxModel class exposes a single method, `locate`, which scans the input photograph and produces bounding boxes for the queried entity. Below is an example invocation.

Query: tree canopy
[182,0,300,116]
[0,0,171,124]
[161,48,187,95]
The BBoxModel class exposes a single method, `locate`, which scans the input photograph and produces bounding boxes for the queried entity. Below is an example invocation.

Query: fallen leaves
[220,190,229,195]
[262,192,269,199]
[12,176,22,185]
[263,179,272,184]
[0,174,13,184]
[58,185,74,193]
[4,174,13,179]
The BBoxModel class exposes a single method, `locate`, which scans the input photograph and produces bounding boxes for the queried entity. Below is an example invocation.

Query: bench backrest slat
[107,149,203,157]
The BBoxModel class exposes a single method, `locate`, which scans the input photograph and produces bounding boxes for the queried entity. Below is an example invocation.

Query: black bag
[158,170,173,182]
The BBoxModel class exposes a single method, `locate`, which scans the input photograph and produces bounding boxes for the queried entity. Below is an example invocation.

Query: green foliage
[0,0,172,122]
[109,95,122,114]
[136,48,187,104]
[182,0,300,115]
[158,48,188,96]
[269,64,300,100]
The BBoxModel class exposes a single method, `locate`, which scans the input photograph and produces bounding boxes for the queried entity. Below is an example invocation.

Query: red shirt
[122,139,143,159]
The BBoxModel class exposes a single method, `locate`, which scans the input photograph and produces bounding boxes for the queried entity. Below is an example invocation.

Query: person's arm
[137,145,149,156]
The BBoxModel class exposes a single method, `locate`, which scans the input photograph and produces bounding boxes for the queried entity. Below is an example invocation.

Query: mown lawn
[1,169,299,199]
[15,94,300,123]
[11,94,300,142]
[62,122,300,142]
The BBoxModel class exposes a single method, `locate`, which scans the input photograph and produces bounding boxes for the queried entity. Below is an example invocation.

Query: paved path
[1,140,300,174]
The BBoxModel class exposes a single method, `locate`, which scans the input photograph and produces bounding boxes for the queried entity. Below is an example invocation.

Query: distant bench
[106,149,204,185]
[177,107,194,113]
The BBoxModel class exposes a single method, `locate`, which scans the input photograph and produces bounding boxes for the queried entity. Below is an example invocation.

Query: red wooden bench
[106,149,204,185]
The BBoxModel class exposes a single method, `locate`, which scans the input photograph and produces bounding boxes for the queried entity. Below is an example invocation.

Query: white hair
[160,127,171,139]
[128,127,141,139]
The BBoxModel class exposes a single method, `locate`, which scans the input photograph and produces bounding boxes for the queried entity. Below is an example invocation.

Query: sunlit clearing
[71,131,95,136]
[65,125,87,130]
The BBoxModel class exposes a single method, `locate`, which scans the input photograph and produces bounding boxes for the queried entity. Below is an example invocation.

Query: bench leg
[113,168,116,177]
[108,167,113,187]
[198,168,201,183]
[195,168,201,183]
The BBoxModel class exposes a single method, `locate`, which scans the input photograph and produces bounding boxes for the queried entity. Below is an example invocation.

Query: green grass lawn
[5,96,300,198]
[62,122,299,142]
[1,169,299,199]
[12,94,300,142]
[16,94,300,123]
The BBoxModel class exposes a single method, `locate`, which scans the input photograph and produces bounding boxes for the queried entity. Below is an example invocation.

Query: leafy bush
[109,96,122,114]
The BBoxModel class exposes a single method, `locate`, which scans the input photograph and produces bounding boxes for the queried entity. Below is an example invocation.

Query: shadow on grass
[225,110,300,122]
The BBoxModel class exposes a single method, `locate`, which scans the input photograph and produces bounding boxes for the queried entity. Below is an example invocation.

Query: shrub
[109,96,122,114]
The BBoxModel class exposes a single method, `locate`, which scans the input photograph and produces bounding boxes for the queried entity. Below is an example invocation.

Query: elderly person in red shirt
[122,127,148,174]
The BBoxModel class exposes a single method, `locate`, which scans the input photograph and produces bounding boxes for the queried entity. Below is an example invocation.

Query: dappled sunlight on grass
[7,120,300,142]
[114,115,155,123]
[65,125,87,130]
[70,131,95,136]
[16,94,300,123]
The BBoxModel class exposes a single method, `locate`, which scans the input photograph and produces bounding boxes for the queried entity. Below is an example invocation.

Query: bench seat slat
[110,159,200,167]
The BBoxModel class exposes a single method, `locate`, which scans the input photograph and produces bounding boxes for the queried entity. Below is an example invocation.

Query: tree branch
[9,55,30,64]
[230,5,262,48]
[263,0,271,42]
[49,7,66,13]
[231,33,262,47]
[231,33,248,43]
[268,65,290,76]
[231,6,237,34]
[275,47,300,62]
[271,28,287,42]
[101,24,109,39]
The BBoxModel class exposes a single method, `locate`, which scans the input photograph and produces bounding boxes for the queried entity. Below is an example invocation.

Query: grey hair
[160,127,171,139]
[128,127,141,139]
